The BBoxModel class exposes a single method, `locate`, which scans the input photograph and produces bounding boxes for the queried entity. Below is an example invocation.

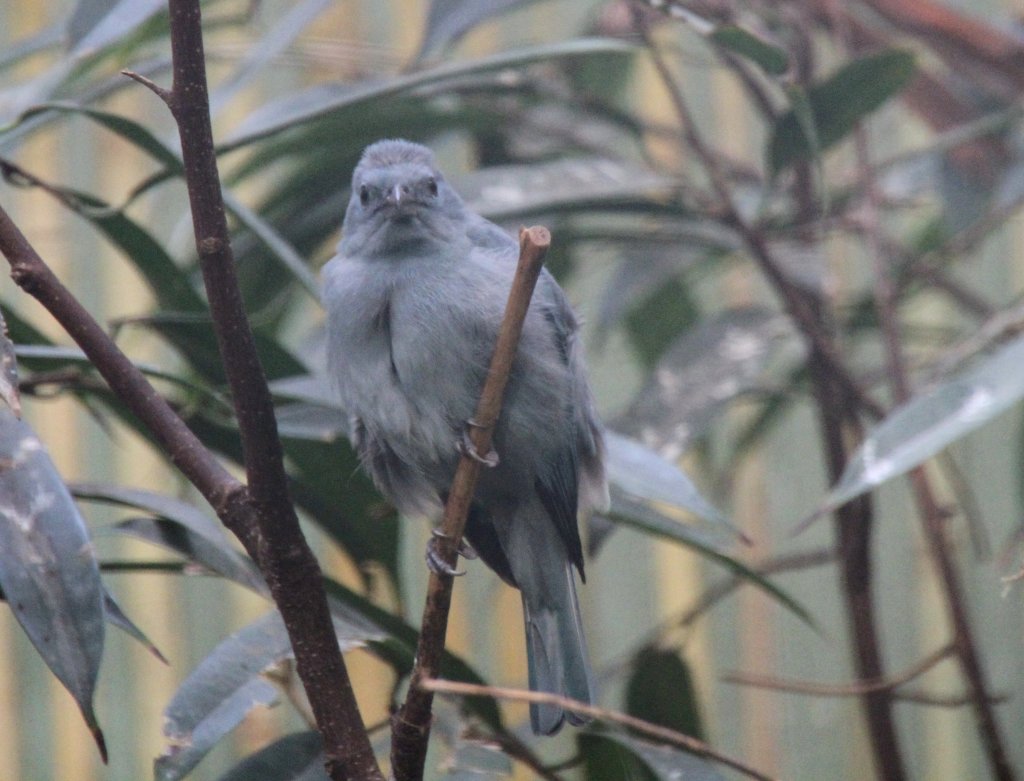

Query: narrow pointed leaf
[709,25,788,75]
[114,517,267,593]
[0,411,106,760]
[605,431,738,536]
[19,103,184,172]
[460,157,676,219]
[626,648,704,739]
[616,308,800,450]
[768,49,915,174]
[69,0,164,56]
[74,482,225,542]
[103,587,167,663]
[588,731,726,781]
[820,334,1024,514]
[210,0,333,115]
[156,610,374,781]
[216,732,328,781]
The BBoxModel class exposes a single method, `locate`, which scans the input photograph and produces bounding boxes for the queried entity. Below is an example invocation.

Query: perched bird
[322,139,608,735]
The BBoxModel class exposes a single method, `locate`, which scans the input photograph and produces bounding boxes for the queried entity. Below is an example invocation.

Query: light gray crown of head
[356,139,435,175]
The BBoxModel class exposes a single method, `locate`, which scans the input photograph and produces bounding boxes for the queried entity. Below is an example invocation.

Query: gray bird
[322,139,607,735]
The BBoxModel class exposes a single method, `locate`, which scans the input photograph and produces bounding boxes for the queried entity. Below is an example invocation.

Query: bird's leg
[425,528,477,576]
[457,418,499,467]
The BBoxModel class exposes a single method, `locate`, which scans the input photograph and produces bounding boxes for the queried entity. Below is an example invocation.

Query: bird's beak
[385,184,403,207]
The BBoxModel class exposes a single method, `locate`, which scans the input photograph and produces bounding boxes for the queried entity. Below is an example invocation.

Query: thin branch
[390,227,551,781]
[420,678,778,781]
[600,547,834,682]
[120,69,172,103]
[724,643,954,697]
[678,547,834,629]
[462,727,568,781]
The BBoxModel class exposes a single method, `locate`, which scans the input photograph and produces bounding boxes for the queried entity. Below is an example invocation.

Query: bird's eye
[426,177,438,197]
[359,185,370,206]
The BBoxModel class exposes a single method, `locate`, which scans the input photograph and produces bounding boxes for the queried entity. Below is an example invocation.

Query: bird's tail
[522,562,594,735]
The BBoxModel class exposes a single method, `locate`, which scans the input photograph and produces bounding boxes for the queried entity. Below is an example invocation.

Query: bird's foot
[425,529,476,576]
[457,419,499,467]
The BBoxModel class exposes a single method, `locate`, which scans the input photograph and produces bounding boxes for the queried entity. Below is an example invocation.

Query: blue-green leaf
[768,49,915,174]
[815,334,1024,518]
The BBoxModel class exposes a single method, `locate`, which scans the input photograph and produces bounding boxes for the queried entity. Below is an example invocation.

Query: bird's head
[340,139,465,258]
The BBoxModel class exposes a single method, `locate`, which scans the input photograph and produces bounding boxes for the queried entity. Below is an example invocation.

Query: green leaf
[626,648,704,740]
[67,0,165,56]
[617,308,800,447]
[128,314,307,384]
[102,587,167,663]
[215,732,327,781]
[114,517,267,594]
[580,730,655,781]
[11,105,318,297]
[768,49,915,174]
[709,25,788,75]
[814,334,1024,518]
[585,731,727,781]
[155,612,289,781]
[110,512,499,728]
[604,432,740,538]
[0,174,201,313]
[0,409,106,761]
[437,732,513,779]
[622,275,699,370]
[74,482,225,542]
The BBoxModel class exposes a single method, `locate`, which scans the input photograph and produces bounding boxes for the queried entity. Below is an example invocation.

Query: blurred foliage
[2,0,1024,779]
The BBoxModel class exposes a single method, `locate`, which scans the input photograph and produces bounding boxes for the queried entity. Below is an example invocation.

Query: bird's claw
[433,527,478,560]
[425,529,476,576]
[458,420,499,467]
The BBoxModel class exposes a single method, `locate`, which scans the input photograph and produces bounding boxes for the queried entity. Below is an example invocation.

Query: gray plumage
[322,139,608,735]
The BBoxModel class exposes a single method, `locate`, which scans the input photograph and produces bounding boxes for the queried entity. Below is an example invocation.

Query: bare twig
[390,227,551,781]
[420,678,777,781]
[724,643,953,697]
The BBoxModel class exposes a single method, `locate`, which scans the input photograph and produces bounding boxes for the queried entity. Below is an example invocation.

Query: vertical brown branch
[809,353,909,781]
[855,124,1016,781]
[634,13,908,778]
[129,2,383,779]
[390,227,550,781]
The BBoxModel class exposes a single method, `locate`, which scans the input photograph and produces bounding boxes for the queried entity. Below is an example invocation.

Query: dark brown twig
[389,227,551,781]
[855,99,1016,781]
[133,1,382,779]
[420,678,777,781]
